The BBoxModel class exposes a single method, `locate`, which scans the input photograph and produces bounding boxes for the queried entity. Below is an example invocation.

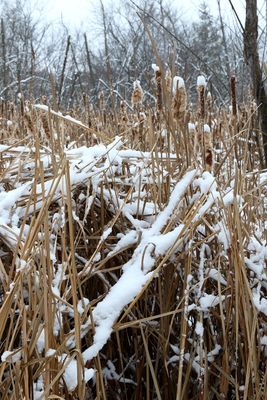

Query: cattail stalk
[230,75,237,117]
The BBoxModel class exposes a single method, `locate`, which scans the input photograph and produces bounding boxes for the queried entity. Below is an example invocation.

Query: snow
[252,287,267,316]
[195,321,204,336]
[33,378,44,400]
[203,124,210,133]
[34,104,89,129]
[188,123,196,131]
[172,76,185,94]
[133,80,142,91]
[194,171,217,194]
[100,227,112,242]
[77,298,90,315]
[45,348,56,357]
[152,63,160,72]
[222,189,243,207]
[199,293,225,310]
[1,349,22,362]
[103,360,137,385]
[60,355,94,391]
[169,343,221,366]
[16,259,27,272]
[197,75,207,88]
[108,230,139,257]
[82,169,197,364]
[0,183,30,225]
[37,328,45,353]
[207,344,221,362]
[207,268,227,285]
[1,125,265,394]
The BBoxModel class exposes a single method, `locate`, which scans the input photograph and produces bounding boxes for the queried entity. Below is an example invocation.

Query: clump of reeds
[0,68,265,400]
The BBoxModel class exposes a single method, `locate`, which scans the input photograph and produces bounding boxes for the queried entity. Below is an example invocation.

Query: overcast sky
[41,0,248,28]
[27,0,266,35]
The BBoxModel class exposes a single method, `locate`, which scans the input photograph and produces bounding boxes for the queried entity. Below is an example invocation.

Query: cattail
[0,98,4,118]
[197,75,206,120]
[165,66,172,94]
[203,124,213,171]
[152,64,162,112]
[230,76,237,117]
[131,80,144,108]
[172,76,187,122]
[206,91,212,113]
[41,112,50,139]
[193,125,202,160]
[7,101,14,120]
[207,91,213,126]
[98,91,105,110]
[24,101,34,133]
[120,100,125,113]
[18,92,25,117]
[41,95,48,105]
[120,100,128,124]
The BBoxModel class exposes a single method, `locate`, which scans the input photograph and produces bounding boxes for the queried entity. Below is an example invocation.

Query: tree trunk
[244,0,267,167]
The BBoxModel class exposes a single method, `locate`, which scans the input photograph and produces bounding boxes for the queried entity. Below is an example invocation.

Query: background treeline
[0,0,265,109]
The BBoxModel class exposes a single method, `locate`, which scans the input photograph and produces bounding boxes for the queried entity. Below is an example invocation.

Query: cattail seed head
[98,91,105,110]
[41,95,48,105]
[152,64,162,112]
[165,67,172,94]
[230,76,237,117]
[197,75,206,120]
[131,80,144,107]
[203,124,213,171]
[172,76,187,121]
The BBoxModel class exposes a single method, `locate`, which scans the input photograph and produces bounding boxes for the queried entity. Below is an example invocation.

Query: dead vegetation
[0,71,266,400]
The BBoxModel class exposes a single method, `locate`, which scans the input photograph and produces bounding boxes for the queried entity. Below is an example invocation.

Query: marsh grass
[0,71,266,400]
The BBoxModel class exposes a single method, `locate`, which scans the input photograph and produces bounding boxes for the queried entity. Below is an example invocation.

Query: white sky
[42,0,247,29]
[27,0,266,35]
